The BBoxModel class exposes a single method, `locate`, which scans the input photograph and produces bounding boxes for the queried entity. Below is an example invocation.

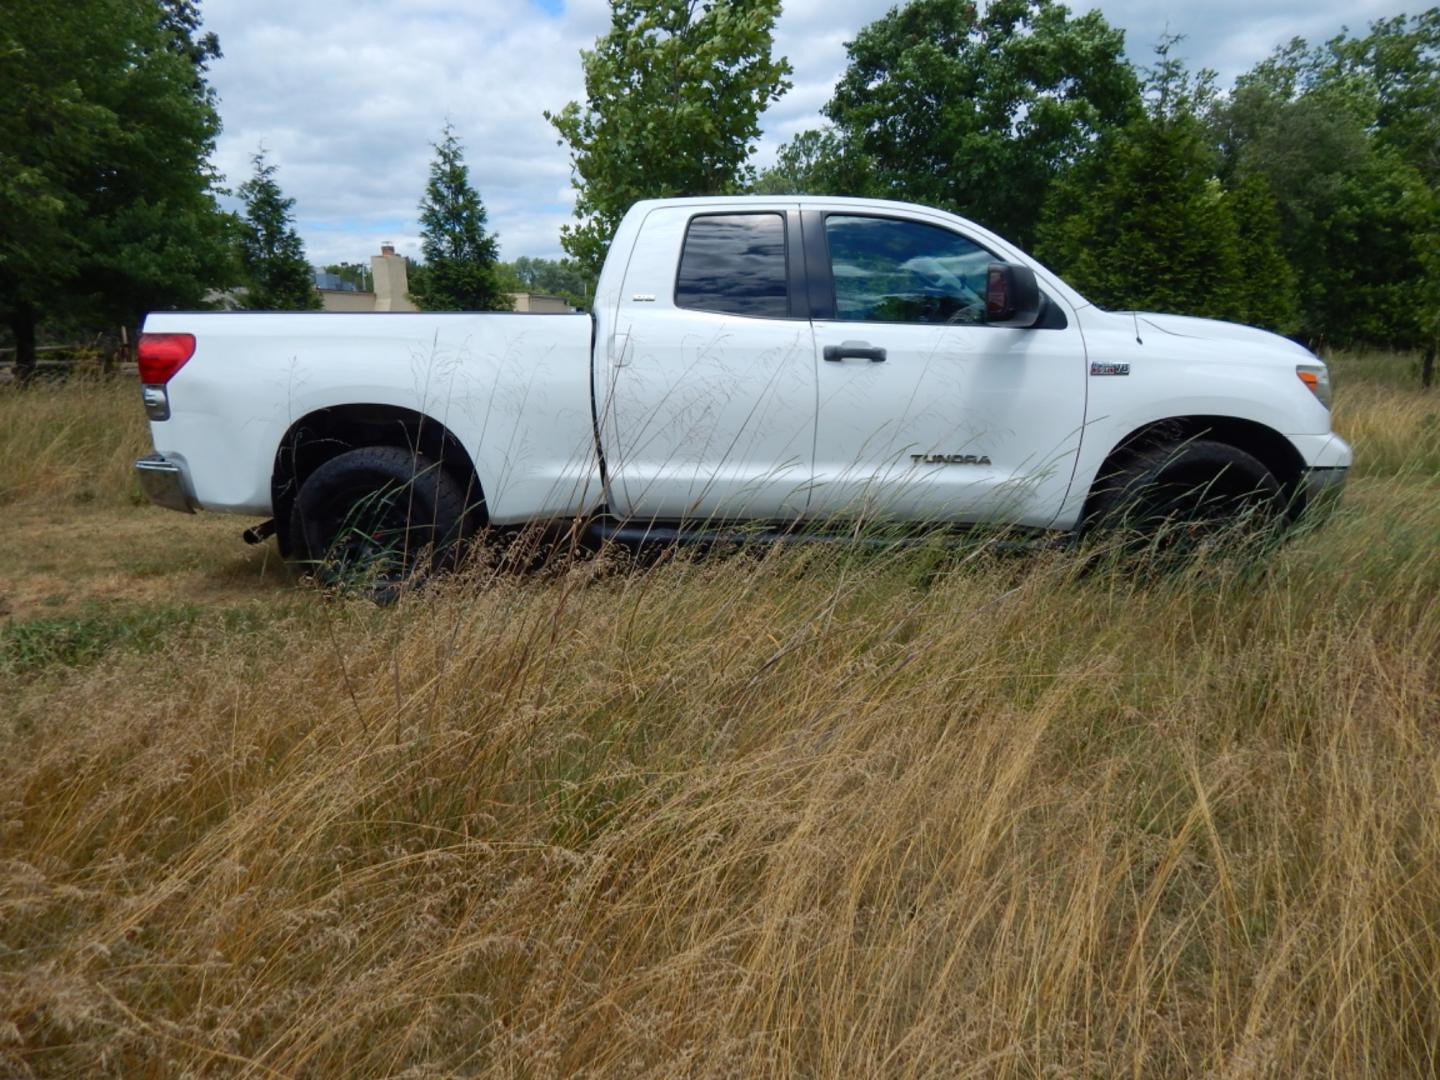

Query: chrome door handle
[823,341,887,363]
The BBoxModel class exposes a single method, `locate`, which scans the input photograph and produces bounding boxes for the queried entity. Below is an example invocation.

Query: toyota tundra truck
[134,195,1352,577]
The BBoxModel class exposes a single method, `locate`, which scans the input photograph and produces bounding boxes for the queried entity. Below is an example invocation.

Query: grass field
[2,357,1438,1077]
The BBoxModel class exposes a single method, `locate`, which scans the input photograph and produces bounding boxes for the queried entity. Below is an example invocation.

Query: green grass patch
[0,601,202,675]
[1326,348,1433,392]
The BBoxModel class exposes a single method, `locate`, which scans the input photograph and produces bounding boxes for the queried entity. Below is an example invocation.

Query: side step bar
[582,518,1058,553]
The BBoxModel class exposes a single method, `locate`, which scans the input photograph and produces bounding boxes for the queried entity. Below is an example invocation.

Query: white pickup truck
[135,195,1351,576]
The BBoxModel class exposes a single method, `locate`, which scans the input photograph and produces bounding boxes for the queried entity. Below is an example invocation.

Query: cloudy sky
[201,0,1404,267]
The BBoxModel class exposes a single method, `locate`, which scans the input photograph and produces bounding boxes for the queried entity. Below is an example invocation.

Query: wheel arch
[1080,415,1307,525]
[272,404,484,554]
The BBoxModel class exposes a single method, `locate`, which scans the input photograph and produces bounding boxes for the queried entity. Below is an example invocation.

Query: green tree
[1227,169,1299,332]
[236,150,319,311]
[1,0,236,382]
[1036,41,1247,322]
[547,0,793,279]
[158,0,222,71]
[497,256,592,309]
[823,0,1140,248]
[322,262,372,292]
[411,124,510,312]
[1322,12,1440,186]
[751,127,874,195]
[1214,25,1440,348]
[1316,14,1439,356]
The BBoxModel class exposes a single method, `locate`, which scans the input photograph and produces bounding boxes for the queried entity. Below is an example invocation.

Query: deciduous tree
[0,0,236,382]
[322,262,372,292]
[497,256,592,309]
[823,0,1139,248]
[751,127,873,196]
[548,0,792,280]
[1214,25,1440,349]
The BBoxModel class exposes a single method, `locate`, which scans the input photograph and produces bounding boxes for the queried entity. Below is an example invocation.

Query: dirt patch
[0,501,291,620]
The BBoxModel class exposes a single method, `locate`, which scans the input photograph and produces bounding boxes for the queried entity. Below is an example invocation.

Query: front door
[805,211,1087,529]
[602,205,816,523]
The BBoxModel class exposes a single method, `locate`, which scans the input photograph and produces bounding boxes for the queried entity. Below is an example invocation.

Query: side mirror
[984,262,1042,328]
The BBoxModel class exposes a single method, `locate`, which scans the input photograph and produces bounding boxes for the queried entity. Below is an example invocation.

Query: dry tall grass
[0,375,148,506]
[2,361,1438,1077]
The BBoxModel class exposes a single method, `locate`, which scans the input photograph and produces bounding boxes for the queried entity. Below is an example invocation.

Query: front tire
[1082,438,1284,559]
[289,446,469,597]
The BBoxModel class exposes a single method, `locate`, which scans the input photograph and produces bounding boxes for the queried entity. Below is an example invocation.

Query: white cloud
[1093,0,1399,79]
[207,0,603,264]
[203,0,1399,266]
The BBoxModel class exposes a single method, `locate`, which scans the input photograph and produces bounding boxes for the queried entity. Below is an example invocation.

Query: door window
[675,213,790,318]
[825,215,992,325]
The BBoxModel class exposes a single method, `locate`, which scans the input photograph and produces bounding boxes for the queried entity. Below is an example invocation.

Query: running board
[582,518,1061,553]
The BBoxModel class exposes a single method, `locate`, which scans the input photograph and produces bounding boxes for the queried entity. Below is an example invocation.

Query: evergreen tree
[411,124,510,312]
[547,0,792,280]
[1036,40,1245,321]
[237,150,319,310]
[1228,169,1299,332]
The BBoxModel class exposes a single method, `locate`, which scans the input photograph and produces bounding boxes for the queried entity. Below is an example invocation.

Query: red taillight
[137,333,196,384]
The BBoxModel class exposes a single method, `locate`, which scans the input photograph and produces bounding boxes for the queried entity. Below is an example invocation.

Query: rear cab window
[675,213,790,318]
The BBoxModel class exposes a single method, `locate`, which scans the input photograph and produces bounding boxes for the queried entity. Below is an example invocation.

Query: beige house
[509,292,571,313]
[316,246,573,313]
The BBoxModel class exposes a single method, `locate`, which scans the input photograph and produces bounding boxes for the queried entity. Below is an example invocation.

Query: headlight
[1296,364,1331,409]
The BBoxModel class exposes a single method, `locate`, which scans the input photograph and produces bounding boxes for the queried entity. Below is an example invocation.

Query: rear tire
[289,446,468,599]
[1082,438,1284,560]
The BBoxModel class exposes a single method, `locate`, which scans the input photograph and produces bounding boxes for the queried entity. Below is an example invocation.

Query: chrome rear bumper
[135,454,197,514]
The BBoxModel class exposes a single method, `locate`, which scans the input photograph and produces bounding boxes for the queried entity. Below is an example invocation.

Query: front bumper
[1285,433,1351,525]
[1293,466,1348,524]
[135,454,197,514]
[1288,432,1353,470]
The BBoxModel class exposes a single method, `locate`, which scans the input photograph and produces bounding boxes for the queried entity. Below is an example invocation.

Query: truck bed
[142,310,602,525]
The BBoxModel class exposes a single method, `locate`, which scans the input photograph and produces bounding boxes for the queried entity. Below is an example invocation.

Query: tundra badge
[911,453,992,465]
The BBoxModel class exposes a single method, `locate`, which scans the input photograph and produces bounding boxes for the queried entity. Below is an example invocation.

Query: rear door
[803,209,1087,528]
[601,204,816,523]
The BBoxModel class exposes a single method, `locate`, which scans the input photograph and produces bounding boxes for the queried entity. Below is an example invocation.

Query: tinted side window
[675,213,789,318]
[825,215,992,325]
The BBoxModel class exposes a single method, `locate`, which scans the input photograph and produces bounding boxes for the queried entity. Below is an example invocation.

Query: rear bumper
[135,454,197,514]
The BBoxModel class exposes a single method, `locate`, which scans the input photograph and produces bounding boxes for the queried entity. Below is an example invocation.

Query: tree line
[0,2,528,382]
[5,0,1436,385]
[551,0,1439,366]
[3,1,231,381]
